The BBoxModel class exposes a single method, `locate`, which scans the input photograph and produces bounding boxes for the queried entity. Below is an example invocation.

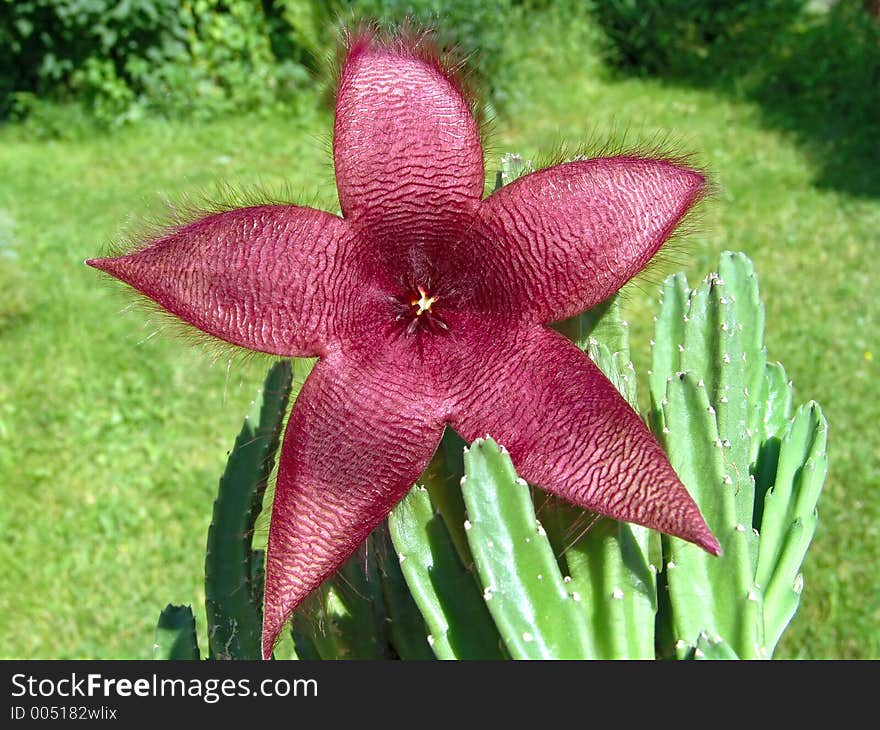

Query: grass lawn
[0,15,877,659]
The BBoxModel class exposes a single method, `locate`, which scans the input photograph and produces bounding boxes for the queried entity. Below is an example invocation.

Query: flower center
[391,284,448,337]
[411,286,437,316]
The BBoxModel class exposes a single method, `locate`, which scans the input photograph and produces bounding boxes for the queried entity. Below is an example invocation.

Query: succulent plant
[154,249,827,660]
[94,24,720,658]
[650,253,827,659]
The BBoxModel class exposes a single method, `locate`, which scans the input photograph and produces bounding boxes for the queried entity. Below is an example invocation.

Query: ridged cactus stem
[388,485,504,659]
[652,253,827,659]
[461,438,592,659]
[291,541,391,660]
[373,526,435,660]
[660,372,764,658]
[543,293,658,658]
[756,402,827,652]
[153,604,200,660]
[205,360,292,659]
[420,428,475,569]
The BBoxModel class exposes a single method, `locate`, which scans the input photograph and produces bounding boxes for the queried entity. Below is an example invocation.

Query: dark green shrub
[2,0,520,128]
[274,0,517,99]
[590,0,807,80]
[749,0,880,196]
[130,0,301,121]
[0,0,188,119]
[1,0,312,127]
[757,1,880,127]
[353,0,514,88]
[588,0,880,197]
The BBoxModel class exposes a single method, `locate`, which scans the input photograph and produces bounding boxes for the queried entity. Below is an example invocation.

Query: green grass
[1,14,877,659]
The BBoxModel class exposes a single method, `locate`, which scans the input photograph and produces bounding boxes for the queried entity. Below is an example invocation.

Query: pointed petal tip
[85,256,122,277]
[691,168,710,194]
[682,508,722,556]
[85,257,130,286]
[261,622,277,661]
[699,531,723,557]
[662,160,708,202]
[261,637,274,661]
[682,165,713,205]
[342,22,463,78]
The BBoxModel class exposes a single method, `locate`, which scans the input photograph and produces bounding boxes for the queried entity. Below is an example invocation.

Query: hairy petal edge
[87,206,356,358]
[472,157,706,323]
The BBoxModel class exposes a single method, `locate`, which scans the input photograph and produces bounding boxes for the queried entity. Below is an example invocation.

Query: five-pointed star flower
[88,29,720,659]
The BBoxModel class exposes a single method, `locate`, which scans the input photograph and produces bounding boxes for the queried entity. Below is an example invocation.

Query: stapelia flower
[88,28,720,659]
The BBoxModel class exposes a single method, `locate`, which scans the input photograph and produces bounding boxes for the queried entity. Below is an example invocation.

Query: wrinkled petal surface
[448,325,720,554]
[87,206,356,358]
[334,34,484,260]
[89,29,722,660]
[261,352,446,658]
[472,158,706,323]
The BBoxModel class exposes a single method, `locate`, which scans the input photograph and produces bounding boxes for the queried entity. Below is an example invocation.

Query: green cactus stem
[420,428,475,569]
[493,152,534,192]
[542,298,658,659]
[692,632,740,660]
[372,525,435,660]
[659,371,764,657]
[388,484,504,659]
[205,360,293,659]
[461,438,592,659]
[291,538,391,660]
[756,401,827,653]
[652,252,827,659]
[291,525,434,660]
[153,604,200,660]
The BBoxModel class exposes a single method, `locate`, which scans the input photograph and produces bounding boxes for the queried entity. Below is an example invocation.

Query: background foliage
[1,0,516,130]
[4,0,876,168]
[591,0,808,80]
[0,0,877,659]
[591,0,880,197]
[1,0,308,128]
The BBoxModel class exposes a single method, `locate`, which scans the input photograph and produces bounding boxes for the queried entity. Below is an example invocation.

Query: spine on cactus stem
[693,631,739,660]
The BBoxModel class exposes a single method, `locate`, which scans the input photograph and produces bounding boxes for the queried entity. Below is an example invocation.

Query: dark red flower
[88,29,720,659]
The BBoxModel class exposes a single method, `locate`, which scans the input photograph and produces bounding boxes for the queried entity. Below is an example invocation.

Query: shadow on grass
[750,2,880,198]
[594,0,880,198]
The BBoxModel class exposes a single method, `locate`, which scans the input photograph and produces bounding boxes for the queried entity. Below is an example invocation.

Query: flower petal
[473,157,706,323]
[449,325,719,554]
[333,32,484,255]
[261,353,445,659]
[87,206,355,357]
